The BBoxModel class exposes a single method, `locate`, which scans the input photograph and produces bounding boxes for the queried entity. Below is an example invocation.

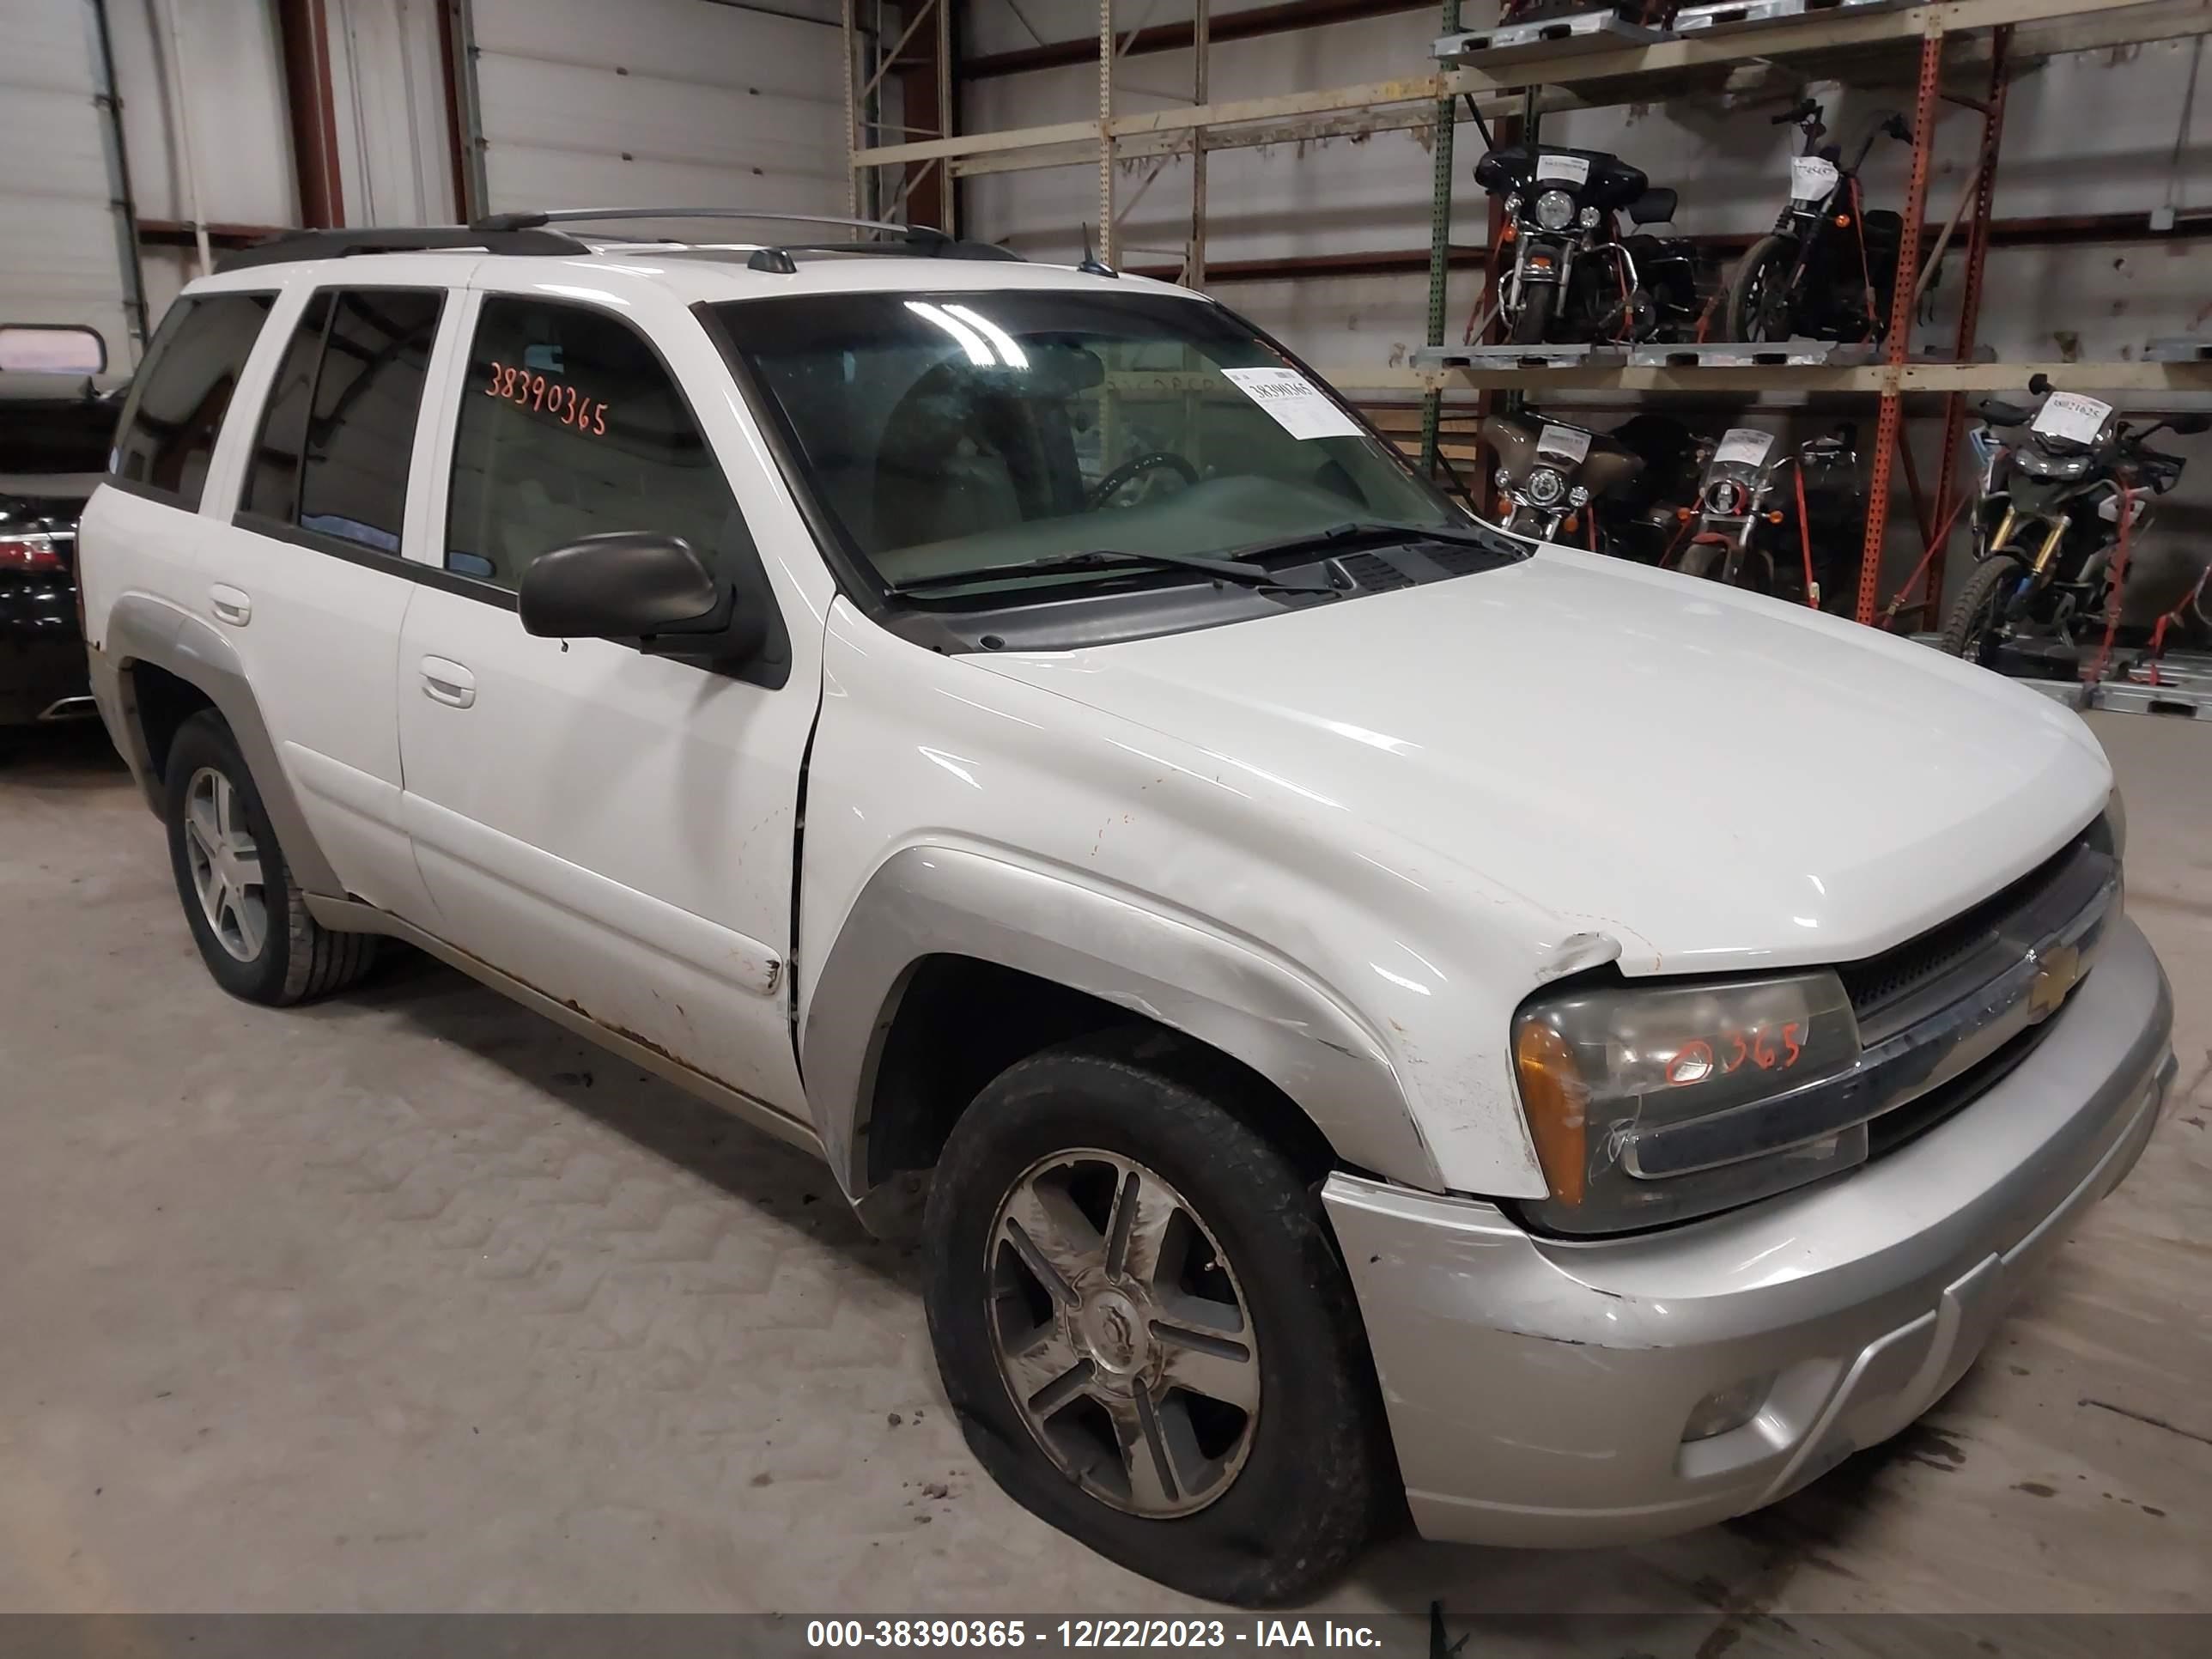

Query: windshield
[712,289,1464,599]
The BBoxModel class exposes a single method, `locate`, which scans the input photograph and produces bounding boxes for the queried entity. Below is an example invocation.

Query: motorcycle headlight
[1514,970,1863,1234]
[2018,447,2089,481]
[1533,189,1577,232]
[1524,465,1565,507]
[1578,205,1600,229]
[1568,483,1591,507]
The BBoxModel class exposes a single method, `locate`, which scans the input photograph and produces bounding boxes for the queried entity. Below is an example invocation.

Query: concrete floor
[1,713,2207,1619]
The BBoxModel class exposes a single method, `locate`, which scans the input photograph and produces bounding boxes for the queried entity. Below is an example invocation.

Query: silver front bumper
[1324,915,2175,1549]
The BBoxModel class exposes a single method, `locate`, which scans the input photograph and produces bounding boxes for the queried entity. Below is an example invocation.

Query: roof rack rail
[471,207,949,242]
[215,224,591,272]
[467,208,1021,270]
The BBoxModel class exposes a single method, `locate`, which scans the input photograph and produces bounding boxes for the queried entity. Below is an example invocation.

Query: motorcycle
[1494,0,1679,25]
[1478,409,1699,553]
[1675,423,1863,607]
[1940,377,2208,663]
[1726,99,1911,344]
[1474,143,1701,345]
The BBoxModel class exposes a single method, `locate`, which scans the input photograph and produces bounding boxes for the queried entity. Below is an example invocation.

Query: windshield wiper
[886,547,1338,597]
[1226,518,1509,562]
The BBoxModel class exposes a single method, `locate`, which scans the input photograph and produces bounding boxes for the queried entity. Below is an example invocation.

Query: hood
[967,546,2112,975]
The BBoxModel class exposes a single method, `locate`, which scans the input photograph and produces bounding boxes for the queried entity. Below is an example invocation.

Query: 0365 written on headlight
[1663,1022,1809,1086]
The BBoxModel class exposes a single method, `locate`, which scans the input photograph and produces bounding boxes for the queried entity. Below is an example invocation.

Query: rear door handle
[210,584,252,626]
[420,656,477,708]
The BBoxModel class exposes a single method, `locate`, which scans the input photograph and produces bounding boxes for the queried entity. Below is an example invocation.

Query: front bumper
[1324,915,2175,1549]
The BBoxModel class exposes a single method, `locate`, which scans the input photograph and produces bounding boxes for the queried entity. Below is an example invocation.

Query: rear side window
[240,288,442,554]
[446,295,736,589]
[112,294,276,509]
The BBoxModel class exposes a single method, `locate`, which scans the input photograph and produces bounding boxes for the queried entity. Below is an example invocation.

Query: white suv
[77,215,2174,1606]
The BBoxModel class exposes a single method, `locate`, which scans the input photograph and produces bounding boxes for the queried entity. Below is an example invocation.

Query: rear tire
[1508,283,1558,346]
[1939,555,2027,664]
[163,709,379,1006]
[1727,234,1796,343]
[922,1028,1392,1607]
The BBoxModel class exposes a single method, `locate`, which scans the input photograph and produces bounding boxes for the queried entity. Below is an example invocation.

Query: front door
[395,286,817,1115]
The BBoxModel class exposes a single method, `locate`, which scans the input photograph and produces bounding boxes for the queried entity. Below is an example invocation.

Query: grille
[1837,832,2088,1028]
[1423,542,1520,577]
[1334,551,1415,591]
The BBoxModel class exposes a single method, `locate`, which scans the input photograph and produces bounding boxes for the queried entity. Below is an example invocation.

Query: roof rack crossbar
[216,225,591,272]
[471,207,951,245]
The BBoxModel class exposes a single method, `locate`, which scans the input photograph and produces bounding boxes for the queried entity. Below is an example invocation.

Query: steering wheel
[1090,450,1200,508]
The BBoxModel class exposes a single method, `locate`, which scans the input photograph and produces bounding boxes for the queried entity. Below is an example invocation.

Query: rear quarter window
[112,294,277,509]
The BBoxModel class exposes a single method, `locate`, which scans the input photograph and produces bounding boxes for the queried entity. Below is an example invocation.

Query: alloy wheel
[986,1149,1261,1518]
[182,766,268,962]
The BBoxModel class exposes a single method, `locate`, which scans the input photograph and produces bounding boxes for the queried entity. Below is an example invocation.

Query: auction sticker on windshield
[1222,367,1364,441]
[1714,428,1776,468]
[1538,424,1592,463]
[1535,153,1592,185]
[2033,392,2114,445]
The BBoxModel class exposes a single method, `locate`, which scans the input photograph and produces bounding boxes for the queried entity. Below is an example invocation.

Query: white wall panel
[328,0,457,226]
[0,0,135,369]
[106,0,298,227]
[471,0,848,222]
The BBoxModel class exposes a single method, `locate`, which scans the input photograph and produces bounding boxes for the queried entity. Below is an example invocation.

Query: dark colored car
[1,372,124,729]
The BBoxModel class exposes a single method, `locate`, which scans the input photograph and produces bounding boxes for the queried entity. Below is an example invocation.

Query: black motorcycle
[1474,143,1701,345]
[1940,377,2208,663]
[1727,100,1911,344]
[1675,423,1863,608]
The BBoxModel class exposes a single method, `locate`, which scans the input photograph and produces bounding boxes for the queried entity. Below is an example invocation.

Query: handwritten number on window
[482,358,609,434]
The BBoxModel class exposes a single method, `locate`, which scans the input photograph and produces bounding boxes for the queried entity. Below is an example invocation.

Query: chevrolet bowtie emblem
[2027,943,2082,1021]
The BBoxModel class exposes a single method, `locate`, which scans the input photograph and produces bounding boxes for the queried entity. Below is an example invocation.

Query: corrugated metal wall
[1,0,138,372]
[470,0,848,223]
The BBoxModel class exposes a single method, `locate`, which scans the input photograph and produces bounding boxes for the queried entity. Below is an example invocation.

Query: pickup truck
[76,217,2175,1606]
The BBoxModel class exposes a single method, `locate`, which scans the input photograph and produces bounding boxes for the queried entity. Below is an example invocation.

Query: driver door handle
[420,657,476,708]
[209,584,252,626]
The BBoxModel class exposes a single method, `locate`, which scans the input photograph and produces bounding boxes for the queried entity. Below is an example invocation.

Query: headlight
[2098,787,2127,864]
[2018,447,2089,480]
[1578,205,1600,229]
[1567,483,1590,507]
[1532,189,1576,232]
[1513,970,1863,1234]
[1523,466,1565,507]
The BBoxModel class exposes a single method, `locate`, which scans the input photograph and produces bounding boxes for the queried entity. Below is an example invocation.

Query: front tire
[922,1029,1391,1606]
[1939,554,2027,664]
[1508,283,1558,346]
[163,709,378,1005]
[1727,234,1797,343]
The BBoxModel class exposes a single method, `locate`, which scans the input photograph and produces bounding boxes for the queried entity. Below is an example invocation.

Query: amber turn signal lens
[1834,214,1852,228]
[1500,223,1517,242]
[1765,510,1787,524]
[1515,1019,1588,1206]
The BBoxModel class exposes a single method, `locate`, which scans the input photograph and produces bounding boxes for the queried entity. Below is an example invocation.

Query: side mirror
[520,532,733,646]
[2169,413,2212,435]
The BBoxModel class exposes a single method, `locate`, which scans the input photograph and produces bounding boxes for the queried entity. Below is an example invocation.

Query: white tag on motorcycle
[2033,391,2113,445]
[1789,155,1840,204]
[1713,428,1775,468]
[1537,423,1592,463]
[1534,152,1591,185]
[1220,367,1363,441]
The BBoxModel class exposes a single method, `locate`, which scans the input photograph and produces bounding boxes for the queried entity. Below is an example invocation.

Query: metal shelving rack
[1401,0,2212,627]
[847,0,2212,634]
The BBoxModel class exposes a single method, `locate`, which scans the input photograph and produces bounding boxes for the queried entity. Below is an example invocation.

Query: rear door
[393,276,825,1117]
[204,265,460,921]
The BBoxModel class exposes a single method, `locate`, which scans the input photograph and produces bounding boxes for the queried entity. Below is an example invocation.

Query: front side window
[714,289,1467,601]
[446,296,738,591]
[112,293,276,508]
